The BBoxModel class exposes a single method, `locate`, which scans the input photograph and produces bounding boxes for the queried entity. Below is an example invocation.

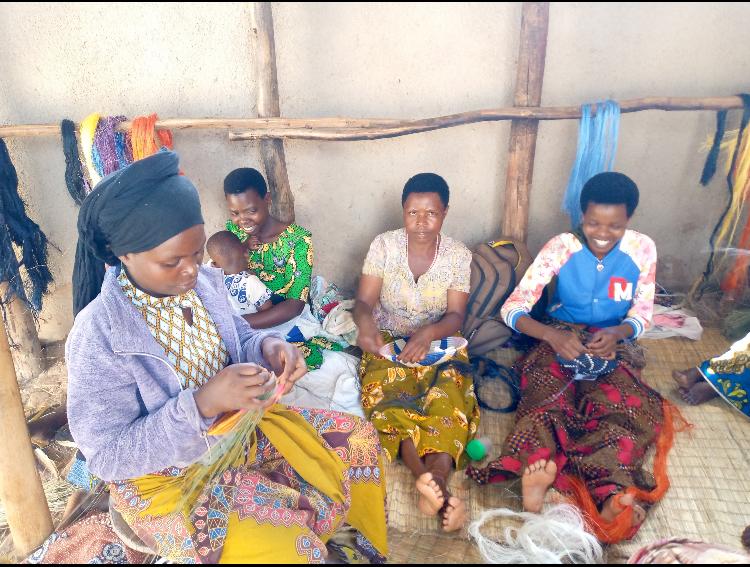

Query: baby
[207,231,272,315]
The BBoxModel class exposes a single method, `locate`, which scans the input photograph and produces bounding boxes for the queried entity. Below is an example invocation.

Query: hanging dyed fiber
[700,110,728,186]
[721,207,750,299]
[562,100,620,228]
[93,116,130,177]
[694,94,750,299]
[0,139,53,312]
[156,125,173,151]
[114,126,133,170]
[61,119,89,206]
[130,114,173,161]
[78,112,102,187]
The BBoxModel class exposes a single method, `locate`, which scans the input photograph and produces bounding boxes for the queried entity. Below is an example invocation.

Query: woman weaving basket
[354,173,480,533]
[467,172,677,543]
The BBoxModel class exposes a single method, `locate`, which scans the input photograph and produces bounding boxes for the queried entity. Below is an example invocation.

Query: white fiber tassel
[468,504,604,564]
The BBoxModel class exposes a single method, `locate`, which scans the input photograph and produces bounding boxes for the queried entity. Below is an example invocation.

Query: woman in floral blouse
[354,173,479,532]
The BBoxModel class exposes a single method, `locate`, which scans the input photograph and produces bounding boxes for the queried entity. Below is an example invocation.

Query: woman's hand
[353,277,385,355]
[357,321,385,355]
[262,337,308,395]
[397,327,433,364]
[194,363,276,418]
[543,328,587,360]
[587,328,625,359]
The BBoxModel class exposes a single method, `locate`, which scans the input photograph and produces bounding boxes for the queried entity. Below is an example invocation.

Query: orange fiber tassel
[721,216,750,297]
[156,128,174,150]
[130,114,174,161]
[565,400,692,544]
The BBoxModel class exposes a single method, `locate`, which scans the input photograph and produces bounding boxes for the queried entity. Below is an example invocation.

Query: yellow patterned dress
[108,272,388,563]
[359,229,480,467]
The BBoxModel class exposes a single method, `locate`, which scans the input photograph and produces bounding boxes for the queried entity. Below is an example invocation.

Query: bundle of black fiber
[0,139,53,312]
[700,110,728,186]
[61,119,88,206]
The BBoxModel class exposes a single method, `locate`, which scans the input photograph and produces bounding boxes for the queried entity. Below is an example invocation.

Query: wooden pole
[252,2,295,224]
[502,2,549,242]
[0,96,743,140]
[229,96,745,141]
[1,295,44,388]
[0,287,52,558]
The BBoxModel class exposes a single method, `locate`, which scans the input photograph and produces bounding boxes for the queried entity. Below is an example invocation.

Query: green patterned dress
[226,221,341,369]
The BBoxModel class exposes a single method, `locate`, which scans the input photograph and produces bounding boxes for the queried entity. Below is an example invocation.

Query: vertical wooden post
[0,288,52,558]
[252,2,295,224]
[1,295,44,388]
[502,2,550,242]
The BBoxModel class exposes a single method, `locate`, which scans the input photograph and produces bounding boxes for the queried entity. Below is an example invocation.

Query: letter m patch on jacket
[609,277,633,301]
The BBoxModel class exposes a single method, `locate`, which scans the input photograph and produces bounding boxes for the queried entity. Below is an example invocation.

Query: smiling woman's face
[226,190,271,237]
[580,202,629,259]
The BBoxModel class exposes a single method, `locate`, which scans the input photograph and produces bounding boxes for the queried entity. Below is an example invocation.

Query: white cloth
[642,305,704,341]
[281,350,364,417]
[266,302,364,417]
[322,299,358,346]
[223,272,273,315]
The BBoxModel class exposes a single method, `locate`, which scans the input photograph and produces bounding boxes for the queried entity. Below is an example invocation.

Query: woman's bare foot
[416,472,444,516]
[680,381,719,405]
[521,459,558,513]
[601,493,646,526]
[672,367,702,389]
[441,496,467,532]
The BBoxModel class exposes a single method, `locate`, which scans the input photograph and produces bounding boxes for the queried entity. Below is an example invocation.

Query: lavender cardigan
[66,265,279,482]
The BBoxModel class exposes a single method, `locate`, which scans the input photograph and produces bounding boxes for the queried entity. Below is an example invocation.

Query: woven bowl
[556,353,618,380]
[379,336,468,368]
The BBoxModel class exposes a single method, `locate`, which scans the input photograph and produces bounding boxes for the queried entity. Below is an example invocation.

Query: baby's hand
[247,236,261,250]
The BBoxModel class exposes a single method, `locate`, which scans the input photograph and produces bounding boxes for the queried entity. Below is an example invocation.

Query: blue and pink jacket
[502,230,657,338]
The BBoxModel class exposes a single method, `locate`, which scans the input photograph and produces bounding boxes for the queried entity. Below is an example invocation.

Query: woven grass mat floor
[2,331,748,563]
[385,328,750,563]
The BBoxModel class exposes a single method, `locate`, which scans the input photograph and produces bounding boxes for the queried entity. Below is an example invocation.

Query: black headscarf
[73,150,204,315]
